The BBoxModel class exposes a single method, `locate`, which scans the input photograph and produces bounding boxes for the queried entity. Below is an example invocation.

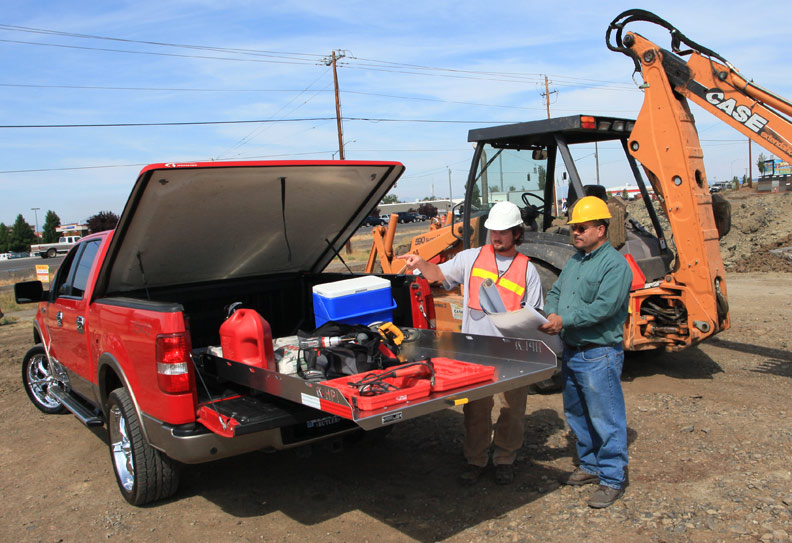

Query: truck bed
[195,329,556,432]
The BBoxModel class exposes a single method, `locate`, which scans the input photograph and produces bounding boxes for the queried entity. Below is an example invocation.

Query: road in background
[0,255,64,288]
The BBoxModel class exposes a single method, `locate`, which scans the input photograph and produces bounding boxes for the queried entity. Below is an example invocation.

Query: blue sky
[1,1,791,227]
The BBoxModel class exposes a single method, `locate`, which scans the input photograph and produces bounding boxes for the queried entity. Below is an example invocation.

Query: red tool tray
[322,372,431,411]
[428,357,496,391]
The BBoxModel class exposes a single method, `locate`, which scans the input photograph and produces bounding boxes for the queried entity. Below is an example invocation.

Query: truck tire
[22,345,66,414]
[46,248,57,258]
[106,388,179,506]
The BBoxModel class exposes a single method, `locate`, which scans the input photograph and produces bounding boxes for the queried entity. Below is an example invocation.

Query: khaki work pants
[462,386,529,467]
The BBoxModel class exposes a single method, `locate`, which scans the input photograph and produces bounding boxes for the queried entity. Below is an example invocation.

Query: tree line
[0,210,119,253]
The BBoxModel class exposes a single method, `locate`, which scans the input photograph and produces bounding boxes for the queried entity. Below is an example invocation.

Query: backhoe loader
[372,9,792,351]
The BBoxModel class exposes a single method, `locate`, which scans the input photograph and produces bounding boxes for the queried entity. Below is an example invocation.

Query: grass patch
[0,290,21,313]
[329,228,420,267]
[0,315,18,326]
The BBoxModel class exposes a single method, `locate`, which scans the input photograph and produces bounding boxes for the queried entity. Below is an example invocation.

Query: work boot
[458,465,485,486]
[564,468,599,486]
[494,464,515,485]
[587,485,625,509]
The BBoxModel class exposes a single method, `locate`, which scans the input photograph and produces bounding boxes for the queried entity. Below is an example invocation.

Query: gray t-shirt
[438,247,543,336]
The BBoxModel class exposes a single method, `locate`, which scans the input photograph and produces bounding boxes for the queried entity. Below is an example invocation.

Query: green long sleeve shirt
[545,241,633,347]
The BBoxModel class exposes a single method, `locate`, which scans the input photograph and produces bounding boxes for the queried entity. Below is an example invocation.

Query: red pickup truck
[15,160,555,505]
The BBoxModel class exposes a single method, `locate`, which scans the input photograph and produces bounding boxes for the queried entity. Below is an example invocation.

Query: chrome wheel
[105,388,179,505]
[108,404,135,492]
[22,345,65,414]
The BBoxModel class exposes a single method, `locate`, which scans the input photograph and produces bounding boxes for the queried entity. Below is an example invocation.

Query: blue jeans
[562,344,628,489]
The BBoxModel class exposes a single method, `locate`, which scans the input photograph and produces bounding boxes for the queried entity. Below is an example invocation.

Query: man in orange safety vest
[399,201,543,485]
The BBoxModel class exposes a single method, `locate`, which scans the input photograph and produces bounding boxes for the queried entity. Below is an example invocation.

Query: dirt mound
[625,189,792,273]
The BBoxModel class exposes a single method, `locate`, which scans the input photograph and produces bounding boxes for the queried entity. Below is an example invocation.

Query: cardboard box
[433,293,464,332]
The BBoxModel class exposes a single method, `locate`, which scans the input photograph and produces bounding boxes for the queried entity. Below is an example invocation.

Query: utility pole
[747,138,753,188]
[31,207,40,239]
[595,142,601,185]
[323,50,346,160]
[541,75,559,208]
[447,167,453,212]
[540,75,557,119]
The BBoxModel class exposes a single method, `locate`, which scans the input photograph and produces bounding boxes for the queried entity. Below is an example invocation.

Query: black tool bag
[298,321,399,379]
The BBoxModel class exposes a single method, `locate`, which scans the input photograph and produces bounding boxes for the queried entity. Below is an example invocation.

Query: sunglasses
[571,224,597,233]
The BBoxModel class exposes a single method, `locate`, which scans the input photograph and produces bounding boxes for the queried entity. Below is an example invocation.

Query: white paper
[485,304,563,354]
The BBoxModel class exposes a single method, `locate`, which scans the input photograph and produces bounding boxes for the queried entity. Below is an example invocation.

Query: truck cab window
[53,240,101,299]
[471,144,548,230]
[71,240,101,298]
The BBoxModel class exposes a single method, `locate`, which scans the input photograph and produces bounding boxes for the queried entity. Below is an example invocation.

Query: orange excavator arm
[365,213,466,274]
[609,10,792,164]
[607,10,792,348]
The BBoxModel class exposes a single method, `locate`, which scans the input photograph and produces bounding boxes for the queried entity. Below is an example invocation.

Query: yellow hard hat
[567,196,612,224]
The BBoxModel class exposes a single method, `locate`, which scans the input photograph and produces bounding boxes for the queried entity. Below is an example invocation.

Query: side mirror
[14,281,45,303]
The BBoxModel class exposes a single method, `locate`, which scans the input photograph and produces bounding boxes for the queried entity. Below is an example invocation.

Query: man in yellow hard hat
[399,201,543,486]
[538,195,632,509]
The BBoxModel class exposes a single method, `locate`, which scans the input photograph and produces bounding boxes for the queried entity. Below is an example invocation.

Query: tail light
[580,116,597,129]
[156,333,193,394]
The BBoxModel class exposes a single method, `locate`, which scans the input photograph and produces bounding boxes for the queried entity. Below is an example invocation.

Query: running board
[50,387,104,427]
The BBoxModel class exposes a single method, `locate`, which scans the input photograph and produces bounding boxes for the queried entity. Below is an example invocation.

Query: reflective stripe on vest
[467,245,530,312]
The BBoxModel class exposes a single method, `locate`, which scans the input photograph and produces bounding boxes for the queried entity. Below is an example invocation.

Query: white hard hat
[484,201,523,230]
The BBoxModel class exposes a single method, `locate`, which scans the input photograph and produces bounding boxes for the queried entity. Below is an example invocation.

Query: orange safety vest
[467,245,530,312]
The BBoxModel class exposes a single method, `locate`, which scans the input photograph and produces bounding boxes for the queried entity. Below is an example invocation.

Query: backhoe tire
[532,260,561,298]
[712,193,731,239]
[106,388,179,506]
[528,260,563,394]
[22,345,66,414]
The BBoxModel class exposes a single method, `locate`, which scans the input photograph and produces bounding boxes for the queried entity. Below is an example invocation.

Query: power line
[0,24,639,90]
[0,149,471,175]
[0,38,321,65]
[0,82,555,111]
[0,116,537,129]
[0,24,325,61]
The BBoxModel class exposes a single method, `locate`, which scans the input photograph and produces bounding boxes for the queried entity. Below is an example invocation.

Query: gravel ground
[1,190,790,542]
[1,272,790,543]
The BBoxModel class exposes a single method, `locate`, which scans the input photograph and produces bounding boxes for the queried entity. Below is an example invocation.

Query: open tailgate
[198,329,556,432]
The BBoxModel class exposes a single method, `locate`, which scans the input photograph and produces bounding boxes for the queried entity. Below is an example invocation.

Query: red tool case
[424,357,496,391]
[321,357,496,411]
[322,372,432,410]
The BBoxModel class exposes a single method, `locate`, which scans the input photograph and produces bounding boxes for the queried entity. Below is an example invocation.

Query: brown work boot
[564,468,599,486]
[494,464,515,485]
[458,465,485,486]
[587,485,625,508]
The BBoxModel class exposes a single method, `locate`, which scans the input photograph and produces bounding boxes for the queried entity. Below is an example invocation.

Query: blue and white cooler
[312,276,396,327]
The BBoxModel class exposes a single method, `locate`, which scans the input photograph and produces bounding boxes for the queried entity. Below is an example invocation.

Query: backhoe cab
[462,114,730,352]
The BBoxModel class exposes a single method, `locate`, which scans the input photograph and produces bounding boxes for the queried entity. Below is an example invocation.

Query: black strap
[280,176,292,262]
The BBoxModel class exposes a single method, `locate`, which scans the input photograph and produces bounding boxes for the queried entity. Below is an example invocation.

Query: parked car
[31,235,81,258]
[361,216,385,227]
[709,181,731,194]
[397,211,420,223]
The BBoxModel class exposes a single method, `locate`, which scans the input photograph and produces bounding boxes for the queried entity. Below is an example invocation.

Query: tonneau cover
[93,161,404,296]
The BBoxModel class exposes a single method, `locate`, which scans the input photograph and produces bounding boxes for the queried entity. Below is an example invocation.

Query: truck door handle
[76,316,85,333]
[56,311,63,327]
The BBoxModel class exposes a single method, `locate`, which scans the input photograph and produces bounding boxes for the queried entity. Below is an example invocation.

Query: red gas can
[219,309,275,370]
